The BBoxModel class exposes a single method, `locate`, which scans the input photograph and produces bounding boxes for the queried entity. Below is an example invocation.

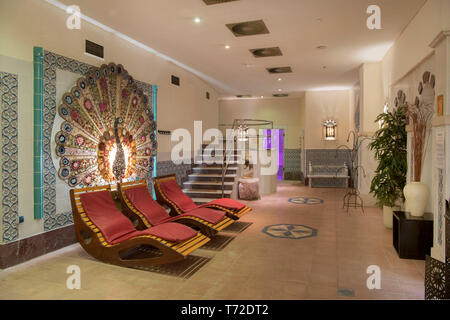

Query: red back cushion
[125,186,169,226]
[80,190,135,244]
[160,179,197,212]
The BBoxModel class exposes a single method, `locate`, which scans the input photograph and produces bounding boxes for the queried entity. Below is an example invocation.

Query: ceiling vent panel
[226,20,269,37]
[203,0,238,5]
[267,67,292,74]
[250,47,283,58]
[85,40,104,59]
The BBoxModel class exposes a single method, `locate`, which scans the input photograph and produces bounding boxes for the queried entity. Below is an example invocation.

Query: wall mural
[54,63,157,187]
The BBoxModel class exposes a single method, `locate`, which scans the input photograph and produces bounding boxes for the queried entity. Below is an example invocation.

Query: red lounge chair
[70,185,210,267]
[153,175,252,220]
[117,180,235,237]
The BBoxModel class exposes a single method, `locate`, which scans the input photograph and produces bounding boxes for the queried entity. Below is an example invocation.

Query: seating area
[307,162,350,188]
[71,184,211,267]
[71,177,251,268]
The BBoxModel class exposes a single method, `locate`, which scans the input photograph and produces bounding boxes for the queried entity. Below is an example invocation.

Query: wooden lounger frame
[153,174,252,220]
[70,184,210,267]
[117,180,234,237]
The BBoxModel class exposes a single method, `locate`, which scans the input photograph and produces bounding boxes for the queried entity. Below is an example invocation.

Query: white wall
[304,90,352,149]
[381,0,446,96]
[218,96,305,150]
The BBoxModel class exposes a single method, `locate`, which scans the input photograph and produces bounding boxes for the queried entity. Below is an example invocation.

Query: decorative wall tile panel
[0,72,19,243]
[284,149,302,180]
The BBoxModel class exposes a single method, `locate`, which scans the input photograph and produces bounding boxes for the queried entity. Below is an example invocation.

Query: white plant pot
[403,182,430,217]
[383,205,400,229]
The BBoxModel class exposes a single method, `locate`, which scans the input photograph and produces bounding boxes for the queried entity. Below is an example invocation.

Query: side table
[393,211,433,260]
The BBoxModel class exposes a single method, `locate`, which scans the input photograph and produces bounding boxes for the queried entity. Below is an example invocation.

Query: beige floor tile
[0,183,428,300]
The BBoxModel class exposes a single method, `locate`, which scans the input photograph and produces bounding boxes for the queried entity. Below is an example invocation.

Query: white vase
[403,182,430,217]
[383,205,400,229]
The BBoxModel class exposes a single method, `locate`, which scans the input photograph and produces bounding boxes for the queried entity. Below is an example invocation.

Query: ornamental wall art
[54,63,157,187]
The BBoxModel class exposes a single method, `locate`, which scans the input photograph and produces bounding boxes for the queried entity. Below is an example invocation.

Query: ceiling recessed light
[194,17,201,23]
[277,78,282,81]
[316,45,328,50]
[225,45,231,49]
[278,89,282,92]
[260,96,264,98]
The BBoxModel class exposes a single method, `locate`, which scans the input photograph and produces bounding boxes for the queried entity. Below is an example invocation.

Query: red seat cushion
[125,186,169,225]
[113,223,197,244]
[160,179,198,212]
[203,198,246,211]
[174,207,226,224]
[80,190,136,244]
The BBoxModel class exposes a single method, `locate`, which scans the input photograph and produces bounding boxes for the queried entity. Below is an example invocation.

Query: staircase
[182,143,242,205]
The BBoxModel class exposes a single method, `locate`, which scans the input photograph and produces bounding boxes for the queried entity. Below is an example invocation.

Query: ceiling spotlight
[277,78,282,81]
[225,45,231,49]
[316,18,323,23]
[278,89,282,92]
[260,96,264,98]
[322,66,327,69]
[194,17,201,23]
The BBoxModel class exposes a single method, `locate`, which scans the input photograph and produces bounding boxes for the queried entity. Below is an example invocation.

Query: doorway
[263,129,285,181]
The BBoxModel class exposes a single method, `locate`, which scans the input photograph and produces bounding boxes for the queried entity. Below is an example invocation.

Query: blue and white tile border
[0,72,19,243]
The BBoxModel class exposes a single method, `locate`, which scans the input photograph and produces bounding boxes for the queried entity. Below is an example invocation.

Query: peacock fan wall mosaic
[54,63,157,188]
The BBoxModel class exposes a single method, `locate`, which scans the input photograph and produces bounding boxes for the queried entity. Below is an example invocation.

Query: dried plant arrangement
[403,71,435,182]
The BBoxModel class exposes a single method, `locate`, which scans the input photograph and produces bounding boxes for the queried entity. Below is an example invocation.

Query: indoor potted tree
[369,104,407,228]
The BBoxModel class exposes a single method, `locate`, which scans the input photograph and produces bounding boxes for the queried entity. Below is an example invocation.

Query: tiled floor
[0,182,425,300]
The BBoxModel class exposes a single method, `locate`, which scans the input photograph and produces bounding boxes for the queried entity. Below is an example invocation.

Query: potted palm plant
[369,104,407,228]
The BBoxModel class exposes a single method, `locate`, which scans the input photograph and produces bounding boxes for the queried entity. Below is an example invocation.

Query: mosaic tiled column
[152,85,158,199]
[0,72,19,243]
[33,47,44,220]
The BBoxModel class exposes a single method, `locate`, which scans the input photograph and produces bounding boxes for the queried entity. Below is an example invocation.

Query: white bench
[307,162,350,188]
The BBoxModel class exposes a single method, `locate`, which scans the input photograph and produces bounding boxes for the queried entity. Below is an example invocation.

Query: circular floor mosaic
[262,224,318,240]
[288,197,324,205]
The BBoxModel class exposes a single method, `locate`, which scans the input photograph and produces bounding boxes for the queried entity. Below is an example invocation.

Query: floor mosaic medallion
[262,224,318,239]
[288,197,324,205]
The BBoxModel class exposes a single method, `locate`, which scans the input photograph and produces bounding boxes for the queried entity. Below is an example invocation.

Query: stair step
[183,189,232,199]
[192,166,237,174]
[183,181,234,190]
[188,173,236,182]
[194,160,243,165]
[193,165,238,169]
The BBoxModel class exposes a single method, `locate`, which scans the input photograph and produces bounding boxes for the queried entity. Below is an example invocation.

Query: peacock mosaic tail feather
[55,63,157,187]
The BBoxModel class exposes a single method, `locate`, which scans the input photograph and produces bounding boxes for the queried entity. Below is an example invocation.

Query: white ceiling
[57,0,426,98]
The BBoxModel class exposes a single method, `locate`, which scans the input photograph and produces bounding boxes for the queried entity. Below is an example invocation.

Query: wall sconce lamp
[323,120,337,141]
